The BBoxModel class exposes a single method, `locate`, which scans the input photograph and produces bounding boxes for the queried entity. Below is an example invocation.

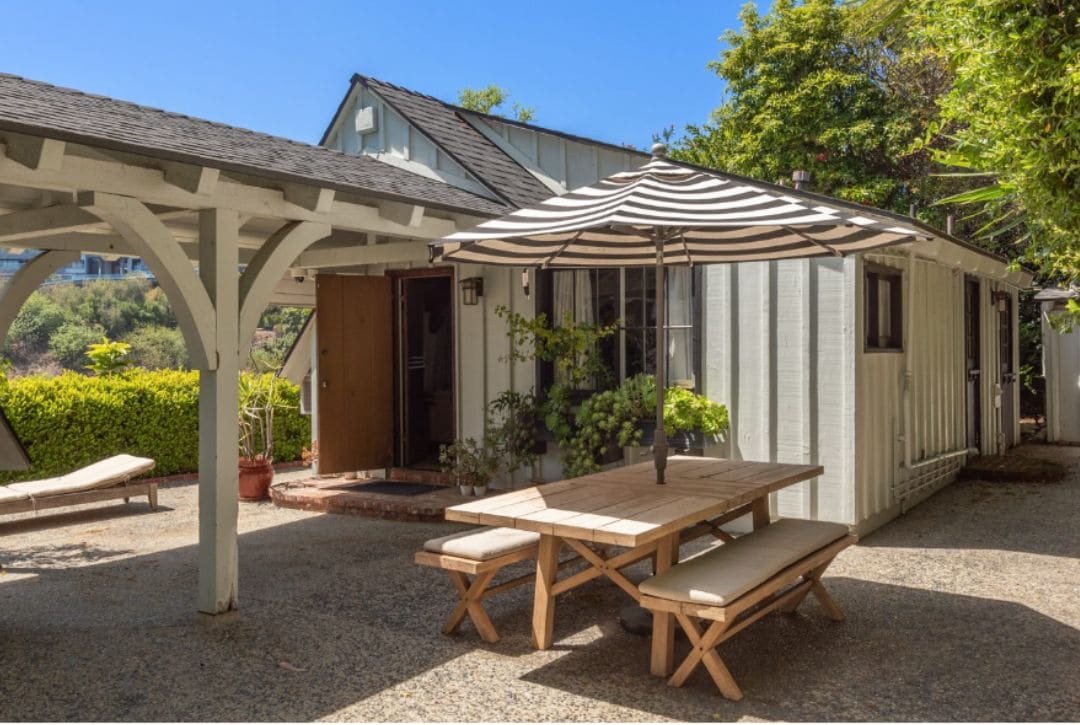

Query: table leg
[751,496,771,530]
[531,534,561,650]
[649,532,680,677]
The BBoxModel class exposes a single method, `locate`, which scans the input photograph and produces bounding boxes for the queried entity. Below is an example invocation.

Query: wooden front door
[964,277,982,450]
[316,274,393,474]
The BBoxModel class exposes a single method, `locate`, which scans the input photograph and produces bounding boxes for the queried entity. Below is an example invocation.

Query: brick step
[387,467,454,487]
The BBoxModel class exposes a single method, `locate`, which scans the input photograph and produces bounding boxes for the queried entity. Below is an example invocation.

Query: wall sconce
[460,277,484,306]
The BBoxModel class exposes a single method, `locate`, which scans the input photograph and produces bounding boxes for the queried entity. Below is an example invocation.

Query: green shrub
[6,292,71,353]
[125,325,188,369]
[0,368,310,483]
[48,322,105,369]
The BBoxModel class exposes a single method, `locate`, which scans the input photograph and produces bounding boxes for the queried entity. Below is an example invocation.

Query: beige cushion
[424,527,540,561]
[0,486,30,503]
[640,518,849,607]
[7,454,155,498]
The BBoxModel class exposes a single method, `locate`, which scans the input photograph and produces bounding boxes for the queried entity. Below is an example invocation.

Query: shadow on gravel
[519,576,1080,722]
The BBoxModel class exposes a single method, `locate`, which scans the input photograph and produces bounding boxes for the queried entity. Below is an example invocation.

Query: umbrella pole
[654,234,667,485]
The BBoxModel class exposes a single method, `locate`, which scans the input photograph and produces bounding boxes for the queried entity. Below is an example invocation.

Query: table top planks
[444,457,824,547]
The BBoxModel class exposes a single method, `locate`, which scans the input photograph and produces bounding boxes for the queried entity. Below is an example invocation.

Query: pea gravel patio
[0,444,1077,721]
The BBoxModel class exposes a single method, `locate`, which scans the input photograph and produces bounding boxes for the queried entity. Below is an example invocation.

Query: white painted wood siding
[702,258,857,526]
[1043,301,1080,443]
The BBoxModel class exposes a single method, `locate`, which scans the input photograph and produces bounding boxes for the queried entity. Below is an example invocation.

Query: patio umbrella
[429,144,929,484]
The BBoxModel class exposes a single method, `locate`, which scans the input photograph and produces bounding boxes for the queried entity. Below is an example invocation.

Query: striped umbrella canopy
[429,144,932,483]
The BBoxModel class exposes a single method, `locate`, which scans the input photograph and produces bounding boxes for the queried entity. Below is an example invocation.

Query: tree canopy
[457,84,535,122]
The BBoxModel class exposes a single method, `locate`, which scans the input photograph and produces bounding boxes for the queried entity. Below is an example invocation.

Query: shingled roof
[344,75,554,208]
[0,73,510,217]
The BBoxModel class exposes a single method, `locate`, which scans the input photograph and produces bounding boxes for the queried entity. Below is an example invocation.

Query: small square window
[865,264,903,351]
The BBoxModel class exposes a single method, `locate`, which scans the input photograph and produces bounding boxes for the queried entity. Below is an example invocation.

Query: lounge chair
[0,454,158,517]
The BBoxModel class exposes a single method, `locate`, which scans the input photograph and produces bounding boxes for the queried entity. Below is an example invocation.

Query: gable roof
[0,73,510,217]
[339,74,554,209]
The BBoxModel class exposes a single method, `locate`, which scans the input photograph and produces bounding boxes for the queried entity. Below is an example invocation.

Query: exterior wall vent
[354,106,377,135]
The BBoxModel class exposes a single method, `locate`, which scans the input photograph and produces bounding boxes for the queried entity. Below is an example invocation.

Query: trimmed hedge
[0,369,310,483]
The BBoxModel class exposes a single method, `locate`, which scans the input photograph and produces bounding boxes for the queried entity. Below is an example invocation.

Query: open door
[316,274,393,474]
[964,277,982,450]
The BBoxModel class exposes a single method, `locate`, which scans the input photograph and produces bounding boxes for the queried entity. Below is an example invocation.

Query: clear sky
[0,0,747,149]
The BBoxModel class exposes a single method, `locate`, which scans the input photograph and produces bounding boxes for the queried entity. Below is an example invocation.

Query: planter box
[637,420,721,451]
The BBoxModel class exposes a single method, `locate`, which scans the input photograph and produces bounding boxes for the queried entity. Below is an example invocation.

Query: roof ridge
[351,72,651,158]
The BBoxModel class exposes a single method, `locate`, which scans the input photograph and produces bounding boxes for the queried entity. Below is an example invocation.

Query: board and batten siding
[1042,301,1080,443]
[702,258,857,525]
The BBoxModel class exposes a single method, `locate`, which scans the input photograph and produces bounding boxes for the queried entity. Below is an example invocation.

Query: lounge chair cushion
[640,518,849,607]
[423,527,540,561]
[6,454,155,498]
[0,486,29,503]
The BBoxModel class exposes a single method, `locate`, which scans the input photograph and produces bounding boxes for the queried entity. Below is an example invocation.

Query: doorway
[394,270,455,468]
[964,277,981,450]
[996,292,1017,449]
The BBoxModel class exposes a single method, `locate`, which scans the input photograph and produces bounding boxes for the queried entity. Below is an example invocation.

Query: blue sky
[0,0,747,149]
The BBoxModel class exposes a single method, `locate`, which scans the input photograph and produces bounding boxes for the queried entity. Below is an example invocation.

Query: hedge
[0,369,310,483]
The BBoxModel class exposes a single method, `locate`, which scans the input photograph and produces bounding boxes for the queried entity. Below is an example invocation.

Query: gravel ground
[0,444,1077,722]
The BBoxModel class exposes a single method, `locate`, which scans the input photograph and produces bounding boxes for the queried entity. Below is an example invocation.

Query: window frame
[864,262,904,353]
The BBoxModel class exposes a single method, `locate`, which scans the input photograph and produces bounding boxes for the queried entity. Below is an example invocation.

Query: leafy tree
[124,325,188,369]
[6,292,71,354]
[48,322,105,370]
[674,0,956,217]
[908,0,1080,282]
[85,337,132,375]
[458,84,536,122]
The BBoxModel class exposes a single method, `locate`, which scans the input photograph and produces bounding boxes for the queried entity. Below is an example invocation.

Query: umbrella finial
[651,142,668,159]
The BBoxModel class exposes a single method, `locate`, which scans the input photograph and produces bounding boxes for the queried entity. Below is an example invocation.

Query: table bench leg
[531,534,561,650]
[649,532,680,677]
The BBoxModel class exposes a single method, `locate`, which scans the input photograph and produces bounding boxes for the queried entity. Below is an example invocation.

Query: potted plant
[238,372,278,501]
[486,389,544,484]
[439,437,498,496]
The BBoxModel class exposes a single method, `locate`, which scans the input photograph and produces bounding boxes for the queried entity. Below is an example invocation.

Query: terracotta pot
[238,457,274,501]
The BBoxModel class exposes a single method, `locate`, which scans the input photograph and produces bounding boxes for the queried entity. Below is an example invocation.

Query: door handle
[321,380,329,389]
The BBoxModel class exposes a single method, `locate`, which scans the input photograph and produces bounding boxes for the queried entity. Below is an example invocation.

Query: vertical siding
[702,258,855,525]
[1043,301,1080,442]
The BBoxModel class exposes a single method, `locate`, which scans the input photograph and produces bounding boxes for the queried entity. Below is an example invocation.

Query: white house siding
[702,258,857,526]
[1043,302,1080,442]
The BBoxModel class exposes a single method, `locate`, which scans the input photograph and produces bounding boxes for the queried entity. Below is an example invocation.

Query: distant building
[0,250,152,283]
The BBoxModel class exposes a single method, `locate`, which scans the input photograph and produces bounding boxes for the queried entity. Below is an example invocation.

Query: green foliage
[250,306,311,370]
[438,437,499,487]
[457,84,535,122]
[238,372,281,461]
[909,0,1080,282]
[124,325,188,369]
[85,337,132,375]
[562,375,730,478]
[675,0,958,216]
[0,368,309,483]
[495,305,618,392]
[6,292,71,354]
[48,322,105,370]
[486,389,542,475]
[45,278,173,338]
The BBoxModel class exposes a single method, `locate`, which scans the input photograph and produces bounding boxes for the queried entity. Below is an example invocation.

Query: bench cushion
[424,527,540,561]
[640,518,849,607]
[7,455,155,498]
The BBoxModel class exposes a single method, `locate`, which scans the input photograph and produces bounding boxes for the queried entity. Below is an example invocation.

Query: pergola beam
[296,240,429,268]
[0,250,81,343]
[161,161,220,195]
[0,142,471,237]
[2,132,65,171]
[0,204,103,243]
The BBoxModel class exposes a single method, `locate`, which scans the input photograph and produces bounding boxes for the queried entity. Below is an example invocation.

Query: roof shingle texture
[356,75,552,208]
[0,73,509,217]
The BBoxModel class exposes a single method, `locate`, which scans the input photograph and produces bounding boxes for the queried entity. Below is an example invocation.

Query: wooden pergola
[0,74,503,614]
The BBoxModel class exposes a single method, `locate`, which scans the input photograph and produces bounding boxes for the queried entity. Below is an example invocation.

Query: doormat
[330,480,444,496]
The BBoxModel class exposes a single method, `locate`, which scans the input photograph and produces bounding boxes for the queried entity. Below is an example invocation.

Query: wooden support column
[197,208,240,614]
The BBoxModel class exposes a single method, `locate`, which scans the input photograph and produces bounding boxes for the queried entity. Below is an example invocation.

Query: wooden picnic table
[445,455,823,676]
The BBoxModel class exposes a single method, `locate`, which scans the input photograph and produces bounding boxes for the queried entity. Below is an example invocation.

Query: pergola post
[197,208,240,614]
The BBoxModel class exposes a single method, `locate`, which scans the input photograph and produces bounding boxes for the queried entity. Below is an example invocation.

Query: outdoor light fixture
[521,268,531,298]
[460,276,484,306]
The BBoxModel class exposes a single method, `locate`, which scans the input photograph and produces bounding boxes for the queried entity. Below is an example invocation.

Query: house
[0,71,1031,614]
[1035,287,1080,443]
[295,74,1032,534]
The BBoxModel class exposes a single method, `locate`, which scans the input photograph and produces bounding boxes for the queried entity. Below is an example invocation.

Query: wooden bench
[415,527,542,643]
[640,518,857,701]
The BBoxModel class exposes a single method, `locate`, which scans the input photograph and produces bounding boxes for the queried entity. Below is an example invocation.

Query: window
[865,264,903,351]
[537,267,698,391]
